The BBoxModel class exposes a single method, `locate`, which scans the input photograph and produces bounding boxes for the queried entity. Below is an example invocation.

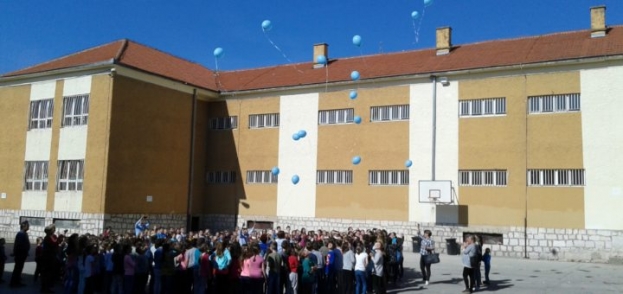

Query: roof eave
[0,59,116,86]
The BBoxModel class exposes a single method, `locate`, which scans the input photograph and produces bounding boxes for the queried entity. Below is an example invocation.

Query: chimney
[590,6,607,38]
[313,43,328,68]
[436,27,452,56]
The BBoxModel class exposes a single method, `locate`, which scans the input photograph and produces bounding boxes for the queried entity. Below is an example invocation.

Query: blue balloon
[316,55,327,64]
[349,90,358,99]
[352,156,361,165]
[354,116,362,124]
[411,11,419,20]
[213,47,224,58]
[424,0,433,6]
[405,160,413,168]
[297,130,307,138]
[262,20,272,31]
[351,71,360,81]
[292,133,300,141]
[271,167,280,175]
[352,35,362,47]
[292,175,300,184]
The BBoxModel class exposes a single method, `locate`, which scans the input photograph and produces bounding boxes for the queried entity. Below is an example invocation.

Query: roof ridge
[119,39,214,73]
[114,39,129,63]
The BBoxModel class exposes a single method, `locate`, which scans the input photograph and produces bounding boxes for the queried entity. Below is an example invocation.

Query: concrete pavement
[2,251,622,293]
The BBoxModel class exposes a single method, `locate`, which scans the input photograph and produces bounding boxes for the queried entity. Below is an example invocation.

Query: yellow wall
[105,76,193,214]
[316,86,410,221]
[459,71,584,228]
[0,85,30,209]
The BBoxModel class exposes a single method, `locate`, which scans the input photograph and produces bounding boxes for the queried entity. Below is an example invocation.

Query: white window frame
[249,113,279,129]
[206,171,237,184]
[62,94,89,127]
[528,94,580,114]
[29,99,54,130]
[458,170,507,186]
[24,161,49,191]
[316,170,353,185]
[527,169,585,186]
[368,170,409,186]
[459,98,506,117]
[210,116,238,130]
[246,170,278,184]
[370,105,409,122]
[318,109,354,125]
[57,160,84,191]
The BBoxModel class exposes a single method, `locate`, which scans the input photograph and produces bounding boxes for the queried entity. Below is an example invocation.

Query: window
[246,170,278,184]
[368,170,409,186]
[24,161,49,191]
[527,169,585,186]
[370,105,409,122]
[62,94,89,127]
[249,113,279,129]
[206,171,236,184]
[210,116,238,130]
[29,99,54,129]
[318,109,354,125]
[528,93,580,114]
[459,98,506,117]
[57,160,84,191]
[316,170,353,185]
[458,170,507,186]
[20,216,45,227]
[53,218,80,230]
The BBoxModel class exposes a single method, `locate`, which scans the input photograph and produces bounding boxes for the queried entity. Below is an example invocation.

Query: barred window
[368,170,409,186]
[459,98,506,117]
[316,170,353,185]
[318,109,354,125]
[528,94,580,114]
[29,99,54,130]
[206,171,236,184]
[246,170,278,184]
[459,170,507,186]
[210,117,238,130]
[57,160,84,191]
[24,161,49,191]
[527,169,585,186]
[62,94,89,127]
[249,113,279,129]
[370,105,409,122]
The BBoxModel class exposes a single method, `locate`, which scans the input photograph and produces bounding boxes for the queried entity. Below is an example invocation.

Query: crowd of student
[4,217,410,294]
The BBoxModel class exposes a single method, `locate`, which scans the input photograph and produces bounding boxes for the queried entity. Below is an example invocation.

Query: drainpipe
[431,76,437,181]
[186,89,197,231]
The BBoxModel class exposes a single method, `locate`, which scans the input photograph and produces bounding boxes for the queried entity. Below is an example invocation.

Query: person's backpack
[387,244,398,265]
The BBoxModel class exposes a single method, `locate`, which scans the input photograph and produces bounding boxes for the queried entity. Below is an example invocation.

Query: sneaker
[425,281,429,285]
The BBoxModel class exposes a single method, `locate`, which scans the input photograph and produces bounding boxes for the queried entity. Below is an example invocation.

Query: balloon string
[264,32,304,74]
[358,47,369,70]
[415,6,427,44]
[324,62,329,93]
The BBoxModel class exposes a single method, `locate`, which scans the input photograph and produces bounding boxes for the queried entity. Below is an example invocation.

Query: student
[370,242,385,294]
[34,237,43,283]
[341,242,355,294]
[461,235,476,293]
[482,248,492,285]
[417,228,435,286]
[354,246,368,294]
[288,247,299,294]
[0,238,7,284]
[266,242,282,294]
[135,216,150,237]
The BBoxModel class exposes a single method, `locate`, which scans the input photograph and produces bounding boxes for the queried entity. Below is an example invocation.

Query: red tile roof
[3,26,623,92]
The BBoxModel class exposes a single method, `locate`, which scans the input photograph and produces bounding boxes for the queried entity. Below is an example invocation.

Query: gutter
[0,59,116,86]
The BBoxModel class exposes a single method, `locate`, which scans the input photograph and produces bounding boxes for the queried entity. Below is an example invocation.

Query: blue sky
[1,0,622,74]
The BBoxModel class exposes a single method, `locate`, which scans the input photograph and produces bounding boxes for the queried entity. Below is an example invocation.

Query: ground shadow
[479,279,514,292]
[387,268,425,293]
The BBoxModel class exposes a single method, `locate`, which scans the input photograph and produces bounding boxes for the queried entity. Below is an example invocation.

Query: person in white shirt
[354,246,368,294]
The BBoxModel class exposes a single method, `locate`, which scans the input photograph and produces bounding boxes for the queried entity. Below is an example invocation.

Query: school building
[1,6,622,262]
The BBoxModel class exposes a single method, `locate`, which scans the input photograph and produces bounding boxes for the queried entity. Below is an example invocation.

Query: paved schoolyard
[2,251,623,293]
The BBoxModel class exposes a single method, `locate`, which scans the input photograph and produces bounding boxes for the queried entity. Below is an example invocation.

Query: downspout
[431,76,437,181]
[187,89,198,231]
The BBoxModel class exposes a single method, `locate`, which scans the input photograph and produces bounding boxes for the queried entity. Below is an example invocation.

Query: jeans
[474,262,481,287]
[193,268,203,294]
[111,274,124,294]
[462,267,475,292]
[153,269,162,294]
[484,263,491,282]
[341,270,353,294]
[267,272,281,294]
[355,271,366,294]
[419,255,432,282]
[372,275,385,294]
[10,255,26,285]
[124,275,135,294]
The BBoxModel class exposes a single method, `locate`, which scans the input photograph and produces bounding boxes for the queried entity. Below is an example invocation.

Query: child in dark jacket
[34,237,43,282]
[482,248,492,285]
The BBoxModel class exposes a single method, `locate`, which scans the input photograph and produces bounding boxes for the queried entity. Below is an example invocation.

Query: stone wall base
[202,213,623,264]
[0,209,186,242]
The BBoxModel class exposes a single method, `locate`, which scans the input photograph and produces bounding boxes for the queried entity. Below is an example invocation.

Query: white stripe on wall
[277,93,319,217]
[58,127,88,160]
[63,76,92,96]
[54,192,83,212]
[25,131,53,161]
[581,66,623,230]
[408,80,459,223]
[21,192,47,210]
[30,80,56,101]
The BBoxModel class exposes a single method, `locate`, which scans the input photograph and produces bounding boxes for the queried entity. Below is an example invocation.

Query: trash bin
[446,238,459,255]
[411,236,422,253]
